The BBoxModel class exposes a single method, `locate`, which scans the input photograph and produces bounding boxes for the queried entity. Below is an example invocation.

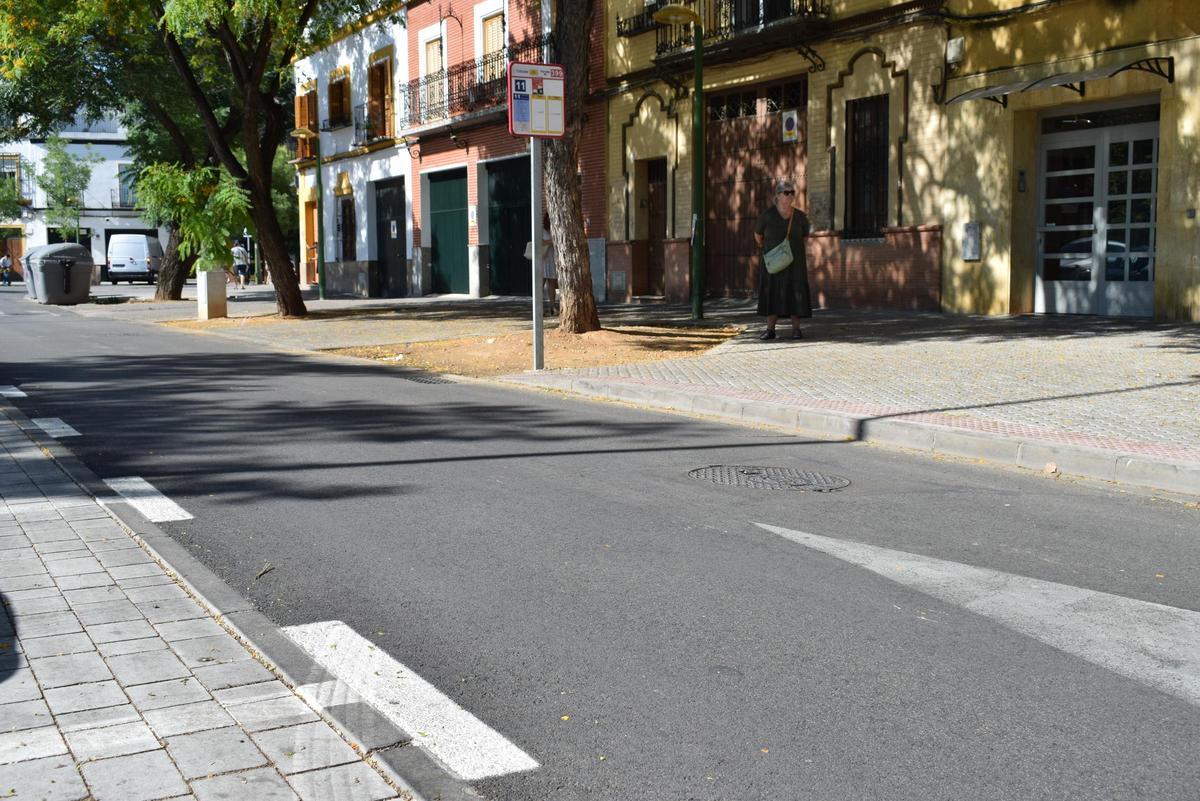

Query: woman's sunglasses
[779,190,795,196]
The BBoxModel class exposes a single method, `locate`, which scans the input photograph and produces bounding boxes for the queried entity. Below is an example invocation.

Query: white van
[106,234,163,284]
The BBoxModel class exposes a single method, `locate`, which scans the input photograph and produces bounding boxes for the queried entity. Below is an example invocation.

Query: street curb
[493,376,1200,498]
[0,399,483,801]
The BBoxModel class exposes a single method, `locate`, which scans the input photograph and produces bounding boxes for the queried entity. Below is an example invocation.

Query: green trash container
[28,243,93,305]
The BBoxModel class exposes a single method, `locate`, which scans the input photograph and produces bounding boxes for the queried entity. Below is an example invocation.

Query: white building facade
[0,116,167,276]
[293,13,413,297]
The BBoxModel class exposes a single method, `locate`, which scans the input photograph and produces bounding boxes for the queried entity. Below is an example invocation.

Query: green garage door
[429,169,469,294]
[487,157,531,295]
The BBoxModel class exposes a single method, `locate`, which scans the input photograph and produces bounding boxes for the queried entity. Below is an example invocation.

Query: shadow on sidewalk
[0,593,18,676]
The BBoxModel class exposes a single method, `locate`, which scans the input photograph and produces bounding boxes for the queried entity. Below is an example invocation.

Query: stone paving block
[34,539,91,556]
[29,651,113,689]
[251,721,361,775]
[213,680,292,707]
[18,610,82,639]
[79,748,190,801]
[123,582,188,604]
[0,725,69,765]
[39,549,93,564]
[0,754,88,801]
[98,636,169,658]
[0,534,31,550]
[225,694,319,733]
[0,557,48,579]
[55,703,141,733]
[156,617,225,642]
[5,592,68,616]
[118,574,174,590]
[137,597,206,625]
[14,509,62,523]
[166,725,268,779]
[107,649,191,686]
[53,572,114,591]
[62,585,127,607]
[126,677,211,711]
[0,668,45,704]
[170,634,253,669]
[144,699,236,738]
[21,526,77,544]
[109,563,163,581]
[0,697,53,733]
[288,761,397,801]
[89,619,157,644]
[73,598,144,626]
[64,719,161,762]
[0,571,56,592]
[86,536,140,553]
[191,766,299,801]
[193,658,275,692]
[43,680,128,715]
[96,548,154,569]
[21,632,94,659]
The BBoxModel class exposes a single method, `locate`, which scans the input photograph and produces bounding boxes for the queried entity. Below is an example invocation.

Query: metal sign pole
[531,137,544,371]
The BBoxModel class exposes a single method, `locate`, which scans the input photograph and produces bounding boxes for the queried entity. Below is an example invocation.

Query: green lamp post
[291,126,326,300]
[653,3,705,320]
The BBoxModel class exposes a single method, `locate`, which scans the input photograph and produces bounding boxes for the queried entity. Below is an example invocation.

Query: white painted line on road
[102,477,194,522]
[756,522,1200,707]
[284,620,539,781]
[0,385,26,397]
[32,418,81,438]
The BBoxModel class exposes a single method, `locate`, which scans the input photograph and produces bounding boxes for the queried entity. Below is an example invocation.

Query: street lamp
[290,126,326,300]
[653,3,704,320]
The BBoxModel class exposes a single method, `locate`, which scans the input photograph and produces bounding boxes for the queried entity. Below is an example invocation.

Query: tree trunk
[247,183,306,316]
[155,224,196,301]
[546,0,600,334]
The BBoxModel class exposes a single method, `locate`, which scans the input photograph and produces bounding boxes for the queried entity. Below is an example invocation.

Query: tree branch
[140,97,196,167]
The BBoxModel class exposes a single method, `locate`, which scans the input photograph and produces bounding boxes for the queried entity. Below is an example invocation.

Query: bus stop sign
[508,62,566,138]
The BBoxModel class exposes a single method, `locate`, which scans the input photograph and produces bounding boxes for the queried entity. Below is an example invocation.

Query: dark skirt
[756,258,812,318]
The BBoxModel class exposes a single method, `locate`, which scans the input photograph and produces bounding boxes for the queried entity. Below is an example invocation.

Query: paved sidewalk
[503,311,1200,496]
[0,419,404,801]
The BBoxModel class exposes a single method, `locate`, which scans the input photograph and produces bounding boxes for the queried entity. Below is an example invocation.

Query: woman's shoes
[791,329,803,340]
[759,329,776,340]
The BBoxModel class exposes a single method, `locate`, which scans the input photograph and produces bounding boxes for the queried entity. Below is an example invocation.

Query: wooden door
[304,201,318,283]
[646,158,668,296]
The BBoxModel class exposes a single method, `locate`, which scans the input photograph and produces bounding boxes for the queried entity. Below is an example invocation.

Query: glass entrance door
[1036,106,1158,317]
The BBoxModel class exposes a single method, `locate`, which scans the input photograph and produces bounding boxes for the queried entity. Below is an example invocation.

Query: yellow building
[607,0,1200,321]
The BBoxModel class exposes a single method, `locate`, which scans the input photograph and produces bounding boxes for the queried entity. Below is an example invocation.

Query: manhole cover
[688,465,850,492]
[398,372,453,384]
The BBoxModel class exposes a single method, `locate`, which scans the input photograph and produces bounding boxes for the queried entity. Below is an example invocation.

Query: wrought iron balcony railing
[353,95,394,146]
[110,188,137,209]
[617,2,665,37]
[655,0,830,56]
[397,35,548,130]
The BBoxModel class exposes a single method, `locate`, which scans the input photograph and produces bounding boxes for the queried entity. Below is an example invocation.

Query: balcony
[111,188,137,210]
[617,2,666,37]
[353,96,394,146]
[653,0,830,60]
[397,35,548,131]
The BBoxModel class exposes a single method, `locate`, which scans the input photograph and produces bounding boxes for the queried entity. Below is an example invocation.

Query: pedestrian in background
[230,240,251,290]
[541,213,558,316]
[753,178,812,340]
[0,251,11,286]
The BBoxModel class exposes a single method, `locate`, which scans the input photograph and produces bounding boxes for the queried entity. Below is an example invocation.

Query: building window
[367,58,393,139]
[338,196,356,261]
[708,91,757,121]
[327,73,352,129]
[765,80,807,115]
[294,89,318,157]
[845,94,889,238]
[0,154,20,191]
[481,13,505,83]
[116,165,138,208]
[423,37,446,119]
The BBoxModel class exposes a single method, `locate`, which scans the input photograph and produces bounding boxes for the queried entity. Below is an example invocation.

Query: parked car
[106,234,163,284]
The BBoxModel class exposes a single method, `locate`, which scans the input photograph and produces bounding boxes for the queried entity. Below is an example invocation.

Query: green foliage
[136,164,249,267]
[36,136,98,240]
[0,168,24,220]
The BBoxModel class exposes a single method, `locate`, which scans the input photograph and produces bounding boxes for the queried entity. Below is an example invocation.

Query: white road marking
[756,522,1200,707]
[284,620,539,781]
[0,385,26,397]
[102,477,193,522]
[32,418,81,438]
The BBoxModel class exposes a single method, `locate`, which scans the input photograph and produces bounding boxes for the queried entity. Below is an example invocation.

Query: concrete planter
[197,270,227,320]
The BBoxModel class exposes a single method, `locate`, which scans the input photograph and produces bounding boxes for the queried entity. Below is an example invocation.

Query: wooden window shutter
[484,14,503,55]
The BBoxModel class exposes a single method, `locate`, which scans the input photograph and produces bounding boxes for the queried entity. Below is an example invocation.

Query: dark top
[755,206,810,253]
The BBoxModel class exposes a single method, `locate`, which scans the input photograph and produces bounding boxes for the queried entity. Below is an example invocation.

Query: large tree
[545,0,601,333]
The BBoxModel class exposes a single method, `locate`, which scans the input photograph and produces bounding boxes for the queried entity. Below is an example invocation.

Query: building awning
[945,56,1174,107]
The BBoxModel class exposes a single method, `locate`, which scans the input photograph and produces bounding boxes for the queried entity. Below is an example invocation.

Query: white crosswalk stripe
[102,477,193,522]
[0,385,27,397]
[32,418,81,438]
[285,620,539,780]
[756,522,1200,707]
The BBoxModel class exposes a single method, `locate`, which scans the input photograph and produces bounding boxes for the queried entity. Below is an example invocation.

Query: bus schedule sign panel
[508,62,566,138]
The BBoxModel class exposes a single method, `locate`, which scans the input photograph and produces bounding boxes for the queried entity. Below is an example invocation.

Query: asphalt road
[3,285,1199,800]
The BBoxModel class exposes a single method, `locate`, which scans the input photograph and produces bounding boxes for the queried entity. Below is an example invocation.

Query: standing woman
[753,179,812,339]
